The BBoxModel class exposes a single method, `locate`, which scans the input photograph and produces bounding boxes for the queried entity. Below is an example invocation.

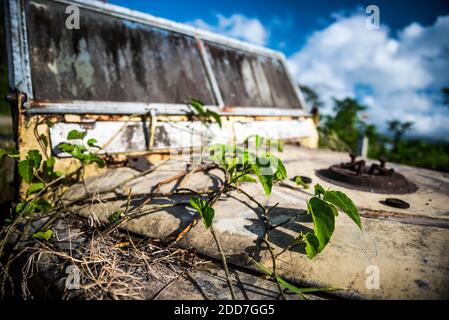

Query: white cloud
[189,14,269,46]
[288,14,449,139]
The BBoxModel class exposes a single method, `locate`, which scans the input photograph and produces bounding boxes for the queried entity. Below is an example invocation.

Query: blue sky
[109,0,449,139]
[109,0,449,55]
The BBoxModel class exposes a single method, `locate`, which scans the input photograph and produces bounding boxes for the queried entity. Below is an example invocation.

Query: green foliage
[299,85,323,110]
[387,139,449,172]
[388,120,414,151]
[304,183,361,259]
[188,99,222,128]
[27,182,44,196]
[1,130,105,221]
[87,138,100,148]
[323,190,362,229]
[0,148,20,161]
[18,159,34,183]
[236,174,256,183]
[58,130,105,168]
[33,229,53,241]
[293,176,310,189]
[315,92,449,173]
[189,197,215,229]
[15,198,52,215]
[305,197,336,257]
[108,210,123,224]
[209,137,286,196]
[67,129,87,140]
[320,98,367,152]
[249,257,340,299]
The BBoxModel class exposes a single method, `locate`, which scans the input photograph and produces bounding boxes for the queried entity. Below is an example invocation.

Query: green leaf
[251,162,273,196]
[236,174,256,183]
[270,155,287,181]
[189,197,215,229]
[314,183,325,198]
[70,145,86,159]
[0,147,19,160]
[249,257,337,299]
[35,199,53,213]
[39,134,48,149]
[15,201,26,214]
[323,190,362,230]
[87,138,99,148]
[18,159,34,183]
[58,143,75,153]
[251,259,305,298]
[306,196,336,258]
[189,99,222,127]
[82,153,105,168]
[27,182,45,196]
[46,156,55,169]
[44,156,56,177]
[189,99,206,115]
[304,232,320,259]
[108,210,123,224]
[205,110,222,128]
[67,129,87,140]
[33,229,53,241]
[27,149,42,169]
[293,176,310,189]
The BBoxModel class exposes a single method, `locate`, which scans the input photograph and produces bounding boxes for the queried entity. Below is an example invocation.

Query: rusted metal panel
[205,42,301,109]
[20,0,305,112]
[27,0,216,104]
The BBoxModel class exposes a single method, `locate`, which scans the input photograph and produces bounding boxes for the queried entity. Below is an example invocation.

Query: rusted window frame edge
[5,0,33,99]
[6,0,310,116]
[196,38,225,108]
[53,0,283,60]
[26,102,308,117]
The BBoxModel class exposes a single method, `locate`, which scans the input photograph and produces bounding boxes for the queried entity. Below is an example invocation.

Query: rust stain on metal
[205,42,301,108]
[27,0,217,104]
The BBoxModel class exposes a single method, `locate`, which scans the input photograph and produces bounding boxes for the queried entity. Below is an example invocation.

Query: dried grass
[21,221,203,300]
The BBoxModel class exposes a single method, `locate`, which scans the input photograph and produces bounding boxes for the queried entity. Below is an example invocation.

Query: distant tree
[299,85,322,124]
[322,98,367,151]
[387,120,414,150]
[299,85,323,109]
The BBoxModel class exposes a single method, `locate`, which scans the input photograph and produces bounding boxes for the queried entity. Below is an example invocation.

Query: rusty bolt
[356,160,366,176]
[378,156,388,168]
[5,90,27,104]
[349,153,357,164]
[5,91,18,103]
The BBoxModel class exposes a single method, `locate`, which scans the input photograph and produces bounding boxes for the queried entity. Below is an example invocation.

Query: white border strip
[27,102,308,117]
[6,0,34,99]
